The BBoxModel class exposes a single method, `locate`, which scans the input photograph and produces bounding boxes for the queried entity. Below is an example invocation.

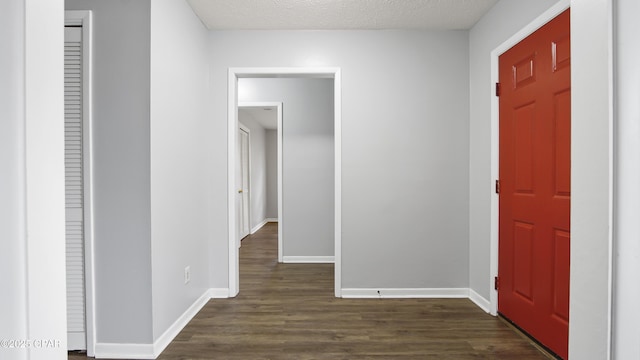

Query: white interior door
[64,25,86,351]
[237,126,251,245]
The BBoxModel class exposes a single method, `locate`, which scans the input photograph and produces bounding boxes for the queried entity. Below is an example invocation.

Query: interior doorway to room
[497,9,570,359]
[236,77,334,280]
[227,68,342,298]
[236,124,251,245]
[237,103,281,254]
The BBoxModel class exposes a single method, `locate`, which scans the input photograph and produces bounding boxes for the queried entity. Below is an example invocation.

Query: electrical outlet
[184,266,191,284]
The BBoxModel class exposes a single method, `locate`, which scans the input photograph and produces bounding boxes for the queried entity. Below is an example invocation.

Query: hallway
[152,223,551,359]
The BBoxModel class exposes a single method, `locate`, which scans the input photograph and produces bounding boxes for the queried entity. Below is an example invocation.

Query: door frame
[238,101,284,262]
[237,122,251,244]
[489,0,570,316]
[227,67,342,297]
[65,10,96,357]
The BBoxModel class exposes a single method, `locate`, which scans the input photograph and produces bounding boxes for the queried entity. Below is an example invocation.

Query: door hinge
[495,179,500,194]
[494,276,500,290]
[495,82,501,97]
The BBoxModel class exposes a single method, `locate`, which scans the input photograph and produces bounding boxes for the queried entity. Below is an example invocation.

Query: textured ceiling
[187,0,499,30]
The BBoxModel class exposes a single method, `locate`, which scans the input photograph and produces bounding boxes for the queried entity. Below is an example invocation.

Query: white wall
[209,30,470,290]
[65,0,154,345]
[149,0,212,342]
[265,130,279,219]
[612,0,640,357]
[0,3,28,358]
[3,2,625,358]
[66,0,214,351]
[0,0,67,359]
[238,110,269,229]
[570,0,614,358]
[239,78,335,258]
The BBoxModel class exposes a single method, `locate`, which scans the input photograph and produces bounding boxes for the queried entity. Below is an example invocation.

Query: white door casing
[227,68,342,298]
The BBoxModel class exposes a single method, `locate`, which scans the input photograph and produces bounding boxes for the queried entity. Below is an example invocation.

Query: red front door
[498,9,571,359]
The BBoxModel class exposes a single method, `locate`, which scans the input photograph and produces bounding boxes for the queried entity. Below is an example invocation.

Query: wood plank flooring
[70,222,550,359]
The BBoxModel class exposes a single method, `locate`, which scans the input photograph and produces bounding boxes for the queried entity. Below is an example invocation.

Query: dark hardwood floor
[70,222,550,359]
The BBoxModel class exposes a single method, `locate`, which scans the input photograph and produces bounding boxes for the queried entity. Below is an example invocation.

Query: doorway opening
[237,123,251,244]
[238,102,283,260]
[227,68,342,298]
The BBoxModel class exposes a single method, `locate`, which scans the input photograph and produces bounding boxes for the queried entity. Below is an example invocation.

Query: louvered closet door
[65,26,86,351]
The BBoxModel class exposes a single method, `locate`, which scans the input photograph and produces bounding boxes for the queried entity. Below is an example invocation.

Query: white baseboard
[94,343,155,359]
[210,288,230,298]
[468,288,491,313]
[282,256,334,263]
[250,218,279,234]
[67,332,86,351]
[341,288,493,315]
[341,288,469,299]
[152,290,212,357]
[93,286,491,359]
[251,219,268,234]
[94,289,214,359]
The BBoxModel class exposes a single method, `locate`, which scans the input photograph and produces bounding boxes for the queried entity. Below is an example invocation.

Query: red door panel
[498,9,570,359]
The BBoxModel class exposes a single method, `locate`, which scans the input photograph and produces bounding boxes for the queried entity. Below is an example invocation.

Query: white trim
[94,290,215,359]
[249,218,278,234]
[606,3,615,358]
[238,102,280,108]
[277,102,284,263]
[488,0,570,317]
[282,256,335,263]
[341,288,469,299]
[227,70,239,297]
[94,343,155,359]
[333,69,342,297]
[91,287,488,359]
[152,290,212,357]
[68,333,87,351]
[469,289,491,313]
[570,1,614,358]
[612,0,640,357]
[228,67,342,298]
[232,67,338,77]
[65,10,95,357]
[210,288,231,299]
[250,218,269,234]
[64,10,88,26]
